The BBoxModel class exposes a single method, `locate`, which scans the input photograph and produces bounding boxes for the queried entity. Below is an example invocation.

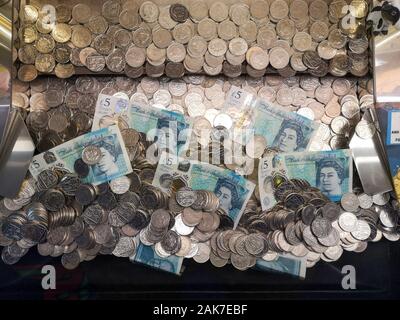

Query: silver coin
[340,193,360,213]
[82,146,102,165]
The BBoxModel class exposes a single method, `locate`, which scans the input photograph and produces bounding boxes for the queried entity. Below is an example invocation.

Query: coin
[218,20,237,41]
[81,146,102,165]
[270,0,289,21]
[310,0,329,20]
[71,26,92,49]
[35,53,55,73]
[88,15,109,35]
[133,26,152,48]
[257,27,277,50]
[93,34,114,56]
[170,4,189,23]
[251,0,269,19]
[172,22,194,44]
[125,46,146,68]
[230,3,251,26]
[207,3,227,23]
[103,0,122,24]
[51,24,71,44]
[293,32,312,52]
[35,34,55,54]
[152,27,172,49]
[269,46,289,69]
[208,38,227,57]
[119,9,140,30]
[21,5,39,24]
[355,120,376,139]
[198,18,217,41]
[351,220,371,241]
[139,1,159,23]
[72,4,92,24]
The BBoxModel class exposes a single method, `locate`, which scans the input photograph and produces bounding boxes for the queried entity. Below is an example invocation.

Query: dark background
[0,239,399,300]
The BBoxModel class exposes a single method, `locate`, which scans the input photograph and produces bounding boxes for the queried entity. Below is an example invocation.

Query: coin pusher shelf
[17,0,371,78]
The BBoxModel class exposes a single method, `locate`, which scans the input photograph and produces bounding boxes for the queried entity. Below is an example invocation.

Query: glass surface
[0,240,398,299]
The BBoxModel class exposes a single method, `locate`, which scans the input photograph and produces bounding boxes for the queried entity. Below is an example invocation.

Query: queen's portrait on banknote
[159,173,174,189]
[272,120,305,152]
[316,158,346,199]
[215,179,242,215]
[90,137,121,179]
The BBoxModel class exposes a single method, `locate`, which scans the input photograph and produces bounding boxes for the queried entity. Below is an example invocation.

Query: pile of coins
[0,162,232,269]
[238,178,400,268]
[138,188,224,259]
[12,74,373,154]
[14,0,369,80]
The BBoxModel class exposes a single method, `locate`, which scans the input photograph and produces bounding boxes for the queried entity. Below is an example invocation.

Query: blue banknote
[29,125,132,185]
[92,94,130,131]
[153,152,255,229]
[255,254,307,279]
[254,99,321,152]
[131,243,183,275]
[93,94,192,155]
[223,87,321,150]
[259,149,353,210]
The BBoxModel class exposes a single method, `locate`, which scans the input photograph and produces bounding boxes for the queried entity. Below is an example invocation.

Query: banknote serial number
[153,304,248,317]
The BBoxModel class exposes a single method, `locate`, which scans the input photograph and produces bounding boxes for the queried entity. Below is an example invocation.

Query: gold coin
[35,53,56,73]
[71,25,93,48]
[350,0,368,18]
[87,15,109,35]
[20,5,39,24]
[36,16,54,34]
[20,25,38,44]
[79,47,97,66]
[36,34,55,54]
[54,63,75,78]
[340,18,363,36]
[72,3,92,24]
[56,5,72,23]
[17,64,38,82]
[329,0,347,19]
[18,44,38,64]
[52,23,72,43]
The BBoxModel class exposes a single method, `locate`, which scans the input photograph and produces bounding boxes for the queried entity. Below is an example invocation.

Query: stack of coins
[12,74,373,154]
[14,0,369,80]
